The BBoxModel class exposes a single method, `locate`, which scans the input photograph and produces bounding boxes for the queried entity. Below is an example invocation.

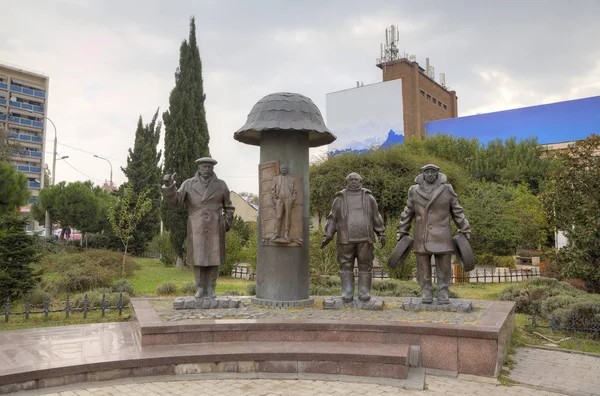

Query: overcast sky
[2,0,599,194]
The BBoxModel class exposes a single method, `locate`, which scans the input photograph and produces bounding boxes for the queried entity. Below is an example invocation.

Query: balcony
[28,181,41,189]
[0,97,5,105]
[0,82,7,90]
[11,149,43,158]
[16,164,42,173]
[8,131,43,143]
[9,84,46,99]
[8,115,44,128]
[0,113,5,121]
[28,197,38,204]
[9,100,44,113]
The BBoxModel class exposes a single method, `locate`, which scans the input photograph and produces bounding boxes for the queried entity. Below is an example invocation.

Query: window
[443,104,447,110]
[420,90,425,97]
[438,101,442,107]
[426,94,431,100]
[432,98,437,104]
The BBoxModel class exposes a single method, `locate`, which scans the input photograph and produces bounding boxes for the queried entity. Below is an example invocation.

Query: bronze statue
[271,163,296,242]
[162,157,235,299]
[397,164,470,304]
[321,173,385,302]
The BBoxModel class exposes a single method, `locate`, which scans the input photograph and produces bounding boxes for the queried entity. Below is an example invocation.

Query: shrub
[85,233,122,251]
[156,282,177,296]
[554,300,600,329]
[246,283,256,296]
[540,295,579,318]
[475,253,496,266]
[499,277,585,315]
[147,232,176,267]
[495,256,517,269]
[39,250,139,293]
[34,238,65,255]
[310,284,341,296]
[27,288,51,306]
[564,278,587,291]
[111,279,134,296]
[181,282,197,295]
[311,275,341,288]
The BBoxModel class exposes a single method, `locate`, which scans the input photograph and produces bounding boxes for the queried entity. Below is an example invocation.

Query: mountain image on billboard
[326,80,404,156]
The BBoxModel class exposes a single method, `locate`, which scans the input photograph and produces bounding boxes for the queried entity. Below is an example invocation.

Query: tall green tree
[31,181,113,237]
[0,162,30,213]
[121,109,162,255]
[0,212,40,300]
[543,134,600,292]
[162,16,211,267]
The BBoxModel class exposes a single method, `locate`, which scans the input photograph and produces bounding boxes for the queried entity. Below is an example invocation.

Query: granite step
[0,341,409,393]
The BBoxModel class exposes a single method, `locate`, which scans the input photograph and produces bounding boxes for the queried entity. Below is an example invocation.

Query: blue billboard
[425,96,600,144]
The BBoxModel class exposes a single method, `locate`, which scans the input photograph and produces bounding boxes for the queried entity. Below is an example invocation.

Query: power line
[61,159,104,183]
[56,142,122,162]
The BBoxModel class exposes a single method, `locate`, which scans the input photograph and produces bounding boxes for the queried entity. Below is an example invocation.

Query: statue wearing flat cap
[397,164,470,304]
[162,157,235,299]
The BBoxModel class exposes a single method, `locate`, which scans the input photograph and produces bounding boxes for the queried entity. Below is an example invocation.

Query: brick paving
[13,375,567,395]
[509,347,600,396]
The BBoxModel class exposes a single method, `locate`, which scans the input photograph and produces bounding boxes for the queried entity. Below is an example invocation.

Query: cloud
[1,0,599,194]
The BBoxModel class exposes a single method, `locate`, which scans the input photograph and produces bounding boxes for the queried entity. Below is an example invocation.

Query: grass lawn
[128,258,253,297]
[449,283,507,300]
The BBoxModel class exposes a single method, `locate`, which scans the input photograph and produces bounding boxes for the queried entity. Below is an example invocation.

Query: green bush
[310,284,341,296]
[34,238,65,255]
[554,300,600,329]
[499,277,585,315]
[112,279,134,296]
[147,232,176,267]
[26,288,52,306]
[540,294,579,318]
[181,282,197,295]
[311,275,341,288]
[495,256,516,269]
[71,290,130,308]
[85,233,122,251]
[475,253,496,266]
[156,282,177,296]
[246,283,256,296]
[40,250,139,293]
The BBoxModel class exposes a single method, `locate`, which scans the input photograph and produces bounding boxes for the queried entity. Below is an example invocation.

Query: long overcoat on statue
[398,172,470,254]
[163,172,235,267]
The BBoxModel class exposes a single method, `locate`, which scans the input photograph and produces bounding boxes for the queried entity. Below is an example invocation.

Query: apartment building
[0,62,49,207]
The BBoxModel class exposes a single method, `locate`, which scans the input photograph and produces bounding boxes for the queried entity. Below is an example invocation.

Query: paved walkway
[509,347,600,396]
[1,323,599,395]
[12,375,567,395]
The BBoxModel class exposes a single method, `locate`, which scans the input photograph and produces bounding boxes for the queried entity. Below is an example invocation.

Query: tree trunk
[122,244,128,276]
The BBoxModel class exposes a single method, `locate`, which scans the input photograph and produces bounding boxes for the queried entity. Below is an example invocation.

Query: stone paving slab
[12,374,569,395]
[509,347,600,396]
[151,297,492,325]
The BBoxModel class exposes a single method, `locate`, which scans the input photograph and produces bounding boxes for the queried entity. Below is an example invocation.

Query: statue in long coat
[162,157,235,298]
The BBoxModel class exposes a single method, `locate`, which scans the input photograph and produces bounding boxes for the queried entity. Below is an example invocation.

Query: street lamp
[93,154,113,189]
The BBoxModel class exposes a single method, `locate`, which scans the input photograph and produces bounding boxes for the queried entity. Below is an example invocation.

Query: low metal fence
[528,313,600,340]
[3,293,129,323]
[231,266,256,280]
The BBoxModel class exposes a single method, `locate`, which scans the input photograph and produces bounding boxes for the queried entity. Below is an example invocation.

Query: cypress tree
[122,109,163,255]
[162,16,210,266]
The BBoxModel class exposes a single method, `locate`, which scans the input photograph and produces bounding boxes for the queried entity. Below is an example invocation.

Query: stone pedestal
[322,297,385,310]
[401,298,473,313]
[173,296,241,310]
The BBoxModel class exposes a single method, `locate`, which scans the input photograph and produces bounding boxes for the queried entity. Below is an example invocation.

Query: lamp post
[93,154,113,189]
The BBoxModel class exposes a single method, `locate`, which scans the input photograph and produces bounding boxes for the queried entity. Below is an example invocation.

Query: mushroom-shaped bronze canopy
[234,92,336,148]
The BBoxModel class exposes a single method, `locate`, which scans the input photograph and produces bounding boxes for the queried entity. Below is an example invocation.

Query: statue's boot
[358,271,372,302]
[340,271,354,303]
[206,266,219,299]
[194,267,206,298]
[437,287,450,305]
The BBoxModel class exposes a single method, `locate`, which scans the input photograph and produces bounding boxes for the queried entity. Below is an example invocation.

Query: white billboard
[326,79,404,155]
